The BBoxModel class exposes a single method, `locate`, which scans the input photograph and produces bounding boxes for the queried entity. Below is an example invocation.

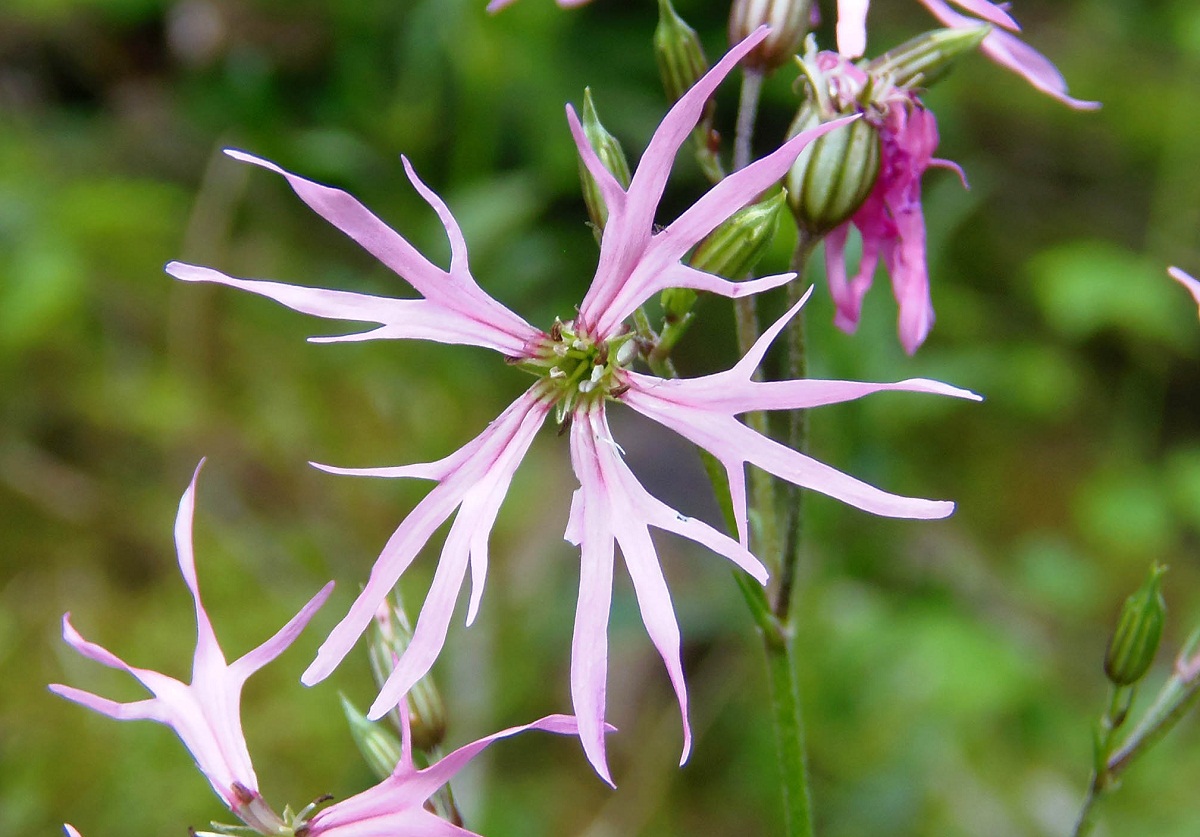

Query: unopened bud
[867,25,990,90]
[728,0,814,72]
[689,189,786,279]
[577,88,632,235]
[655,0,709,103]
[1105,564,1167,687]
[369,597,447,752]
[785,103,880,234]
[341,694,404,781]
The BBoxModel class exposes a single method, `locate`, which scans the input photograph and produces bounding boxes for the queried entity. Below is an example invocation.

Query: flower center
[517,319,637,424]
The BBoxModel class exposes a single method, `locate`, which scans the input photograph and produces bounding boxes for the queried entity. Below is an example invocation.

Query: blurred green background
[3,0,1200,834]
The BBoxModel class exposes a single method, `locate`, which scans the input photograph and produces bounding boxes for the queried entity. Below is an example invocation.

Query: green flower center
[517,319,637,424]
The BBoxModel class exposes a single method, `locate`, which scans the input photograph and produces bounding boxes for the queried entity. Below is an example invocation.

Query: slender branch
[1071,667,1200,837]
[1109,672,1200,775]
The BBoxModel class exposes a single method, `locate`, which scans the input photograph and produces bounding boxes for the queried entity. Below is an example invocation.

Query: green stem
[764,626,814,837]
[1109,668,1200,775]
[730,66,816,837]
[774,231,819,623]
[1074,660,1200,836]
[1071,685,1127,837]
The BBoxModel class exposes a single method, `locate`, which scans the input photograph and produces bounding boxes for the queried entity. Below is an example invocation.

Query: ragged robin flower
[52,465,585,837]
[50,461,334,835]
[167,27,980,783]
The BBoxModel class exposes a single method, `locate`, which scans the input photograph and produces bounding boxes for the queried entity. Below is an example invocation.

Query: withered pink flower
[50,461,334,833]
[167,28,979,782]
[1170,266,1200,315]
[837,0,1099,110]
[806,49,964,354]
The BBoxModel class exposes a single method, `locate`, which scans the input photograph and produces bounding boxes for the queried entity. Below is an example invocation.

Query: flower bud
[728,0,814,72]
[369,597,447,752]
[655,0,709,104]
[785,102,880,235]
[577,87,632,235]
[867,25,990,90]
[1104,564,1167,687]
[689,188,786,279]
[341,694,405,781]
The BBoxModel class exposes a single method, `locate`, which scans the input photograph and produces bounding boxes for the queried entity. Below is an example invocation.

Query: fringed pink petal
[566,104,628,223]
[228,582,334,684]
[303,389,549,690]
[166,262,527,355]
[624,388,958,522]
[51,463,332,811]
[917,0,1099,109]
[306,715,584,837]
[578,27,771,329]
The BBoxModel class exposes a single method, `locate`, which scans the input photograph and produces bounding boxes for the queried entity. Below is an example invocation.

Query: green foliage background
[3,0,1200,834]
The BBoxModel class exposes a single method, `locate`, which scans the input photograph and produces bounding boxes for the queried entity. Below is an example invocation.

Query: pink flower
[810,50,962,354]
[837,0,1099,110]
[302,707,587,837]
[1170,266,1200,316]
[167,28,979,782]
[50,461,334,833]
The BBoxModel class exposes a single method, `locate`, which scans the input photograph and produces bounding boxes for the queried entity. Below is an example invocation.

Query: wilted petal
[50,461,332,819]
[823,100,948,352]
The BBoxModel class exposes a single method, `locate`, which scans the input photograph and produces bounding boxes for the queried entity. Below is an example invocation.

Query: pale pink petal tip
[64,826,83,837]
[1169,267,1200,314]
[835,0,869,58]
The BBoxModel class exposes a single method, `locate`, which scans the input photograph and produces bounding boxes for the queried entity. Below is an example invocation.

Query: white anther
[589,364,605,383]
[578,379,596,393]
[549,367,565,379]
